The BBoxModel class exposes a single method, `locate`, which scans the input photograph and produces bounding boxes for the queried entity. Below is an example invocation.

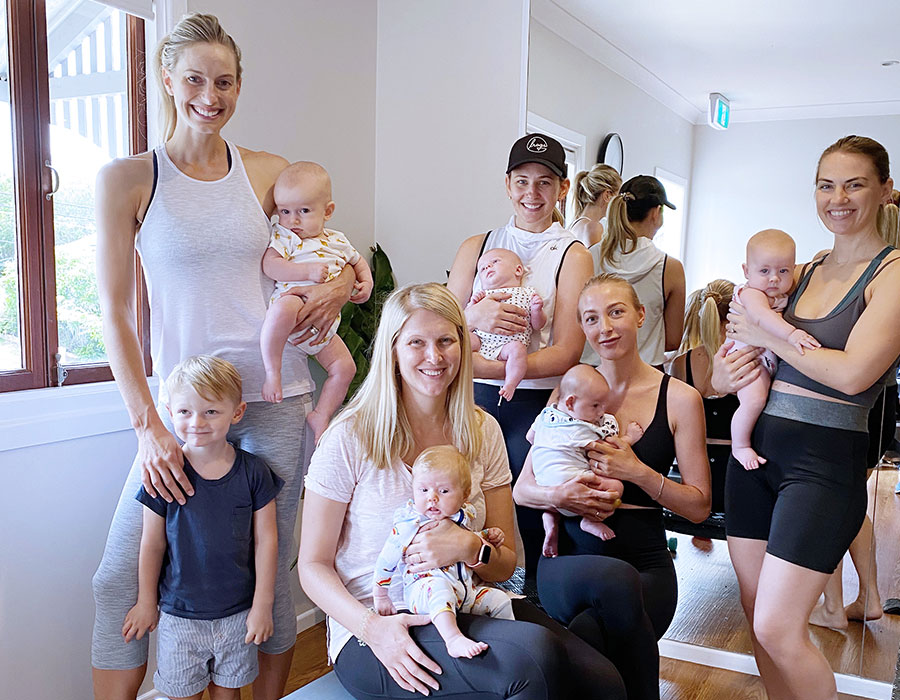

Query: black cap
[507,133,567,178]
[621,175,676,210]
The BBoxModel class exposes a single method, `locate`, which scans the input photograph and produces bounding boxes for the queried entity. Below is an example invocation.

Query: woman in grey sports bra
[716,136,900,700]
[92,14,353,700]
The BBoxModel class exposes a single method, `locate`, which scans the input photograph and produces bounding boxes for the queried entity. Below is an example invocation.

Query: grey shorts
[154,609,258,697]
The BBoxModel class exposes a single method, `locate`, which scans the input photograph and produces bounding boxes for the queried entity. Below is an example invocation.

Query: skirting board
[660,639,892,700]
[136,609,326,700]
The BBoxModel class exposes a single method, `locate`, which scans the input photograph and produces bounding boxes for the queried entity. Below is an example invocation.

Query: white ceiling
[532,0,900,124]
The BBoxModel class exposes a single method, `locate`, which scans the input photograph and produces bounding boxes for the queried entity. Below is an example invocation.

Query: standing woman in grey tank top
[716,136,900,700]
[92,14,353,700]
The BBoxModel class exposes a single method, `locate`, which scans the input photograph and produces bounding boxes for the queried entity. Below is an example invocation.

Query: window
[525,112,586,222]
[0,0,148,392]
[653,167,687,260]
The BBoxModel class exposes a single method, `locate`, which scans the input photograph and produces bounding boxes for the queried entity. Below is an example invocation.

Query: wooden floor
[237,468,900,699]
[664,466,900,683]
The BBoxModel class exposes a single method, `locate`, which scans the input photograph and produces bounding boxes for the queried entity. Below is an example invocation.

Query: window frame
[0,2,149,392]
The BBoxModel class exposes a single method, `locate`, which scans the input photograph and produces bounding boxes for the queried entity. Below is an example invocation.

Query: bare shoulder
[868,248,900,297]
[238,146,289,181]
[667,375,703,413]
[563,240,591,266]
[96,151,154,191]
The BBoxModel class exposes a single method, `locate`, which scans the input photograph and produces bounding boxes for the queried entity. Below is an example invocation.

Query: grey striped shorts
[153,609,258,697]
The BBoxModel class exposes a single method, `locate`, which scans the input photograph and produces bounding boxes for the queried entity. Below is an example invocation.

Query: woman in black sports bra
[514,273,710,700]
[720,136,900,700]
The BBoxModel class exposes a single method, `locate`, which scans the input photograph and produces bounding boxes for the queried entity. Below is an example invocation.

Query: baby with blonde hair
[260,161,374,442]
[372,445,513,659]
[730,229,820,469]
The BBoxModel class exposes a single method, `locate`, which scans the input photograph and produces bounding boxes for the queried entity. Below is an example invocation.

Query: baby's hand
[297,261,331,284]
[788,328,820,355]
[350,278,373,303]
[480,527,505,550]
[244,602,274,645]
[122,601,159,643]
[530,294,544,314]
[621,421,644,445]
[373,589,397,616]
[468,289,487,306]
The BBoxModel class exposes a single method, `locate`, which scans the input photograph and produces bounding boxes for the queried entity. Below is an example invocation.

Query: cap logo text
[526,136,548,153]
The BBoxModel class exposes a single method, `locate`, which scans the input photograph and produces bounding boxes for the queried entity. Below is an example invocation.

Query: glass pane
[46,1,130,365]
[0,2,21,371]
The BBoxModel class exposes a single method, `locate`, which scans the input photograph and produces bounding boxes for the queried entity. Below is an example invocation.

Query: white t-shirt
[304,414,513,663]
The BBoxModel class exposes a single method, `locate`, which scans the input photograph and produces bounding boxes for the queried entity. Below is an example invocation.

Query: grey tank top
[774,245,895,408]
[135,141,312,403]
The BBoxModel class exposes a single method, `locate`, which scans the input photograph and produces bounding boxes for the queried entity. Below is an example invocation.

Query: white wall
[196,0,378,253]
[685,115,900,291]
[527,21,694,195]
[374,0,529,286]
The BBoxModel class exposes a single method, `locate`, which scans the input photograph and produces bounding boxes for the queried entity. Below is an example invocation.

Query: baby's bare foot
[262,372,283,403]
[542,525,559,558]
[733,446,766,470]
[446,634,489,659]
[581,518,616,541]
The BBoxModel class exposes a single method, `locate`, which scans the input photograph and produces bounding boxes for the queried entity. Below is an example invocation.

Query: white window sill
[0,379,157,452]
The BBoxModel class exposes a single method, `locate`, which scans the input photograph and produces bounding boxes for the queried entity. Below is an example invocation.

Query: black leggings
[333,600,626,700]
[538,510,676,700]
[474,382,552,577]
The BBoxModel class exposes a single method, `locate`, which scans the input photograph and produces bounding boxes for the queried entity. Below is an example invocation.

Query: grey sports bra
[773,246,896,409]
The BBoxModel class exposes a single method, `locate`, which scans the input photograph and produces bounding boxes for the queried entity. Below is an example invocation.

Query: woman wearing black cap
[448,133,597,577]
[584,176,686,370]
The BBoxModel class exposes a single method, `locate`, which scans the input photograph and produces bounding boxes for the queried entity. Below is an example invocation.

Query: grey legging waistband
[763,389,868,433]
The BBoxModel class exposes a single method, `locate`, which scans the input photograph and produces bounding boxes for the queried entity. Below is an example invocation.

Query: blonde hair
[580,272,641,312]
[328,283,483,470]
[571,164,623,220]
[679,280,734,384]
[165,354,242,404]
[551,207,565,226]
[153,13,242,141]
[879,203,899,248]
[412,445,472,499]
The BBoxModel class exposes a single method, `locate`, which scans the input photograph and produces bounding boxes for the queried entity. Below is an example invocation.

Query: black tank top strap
[866,246,899,284]
[653,373,670,425]
[684,349,694,386]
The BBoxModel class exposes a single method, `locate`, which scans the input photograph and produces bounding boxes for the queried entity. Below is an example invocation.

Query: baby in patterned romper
[529,364,644,557]
[372,446,514,659]
[260,161,373,442]
[729,229,819,470]
[468,248,546,401]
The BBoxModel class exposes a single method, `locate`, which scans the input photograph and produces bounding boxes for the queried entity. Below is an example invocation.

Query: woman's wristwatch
[469,534,492,568]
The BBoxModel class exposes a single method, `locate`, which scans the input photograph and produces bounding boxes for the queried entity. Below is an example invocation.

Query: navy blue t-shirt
[136,447,284,620]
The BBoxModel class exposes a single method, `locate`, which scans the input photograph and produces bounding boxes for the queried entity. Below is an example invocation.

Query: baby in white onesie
[468,248,546,402]
[529,364,643,557]
[260,161,374,443]
[729,229,819,470]
[372,446,513,659]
